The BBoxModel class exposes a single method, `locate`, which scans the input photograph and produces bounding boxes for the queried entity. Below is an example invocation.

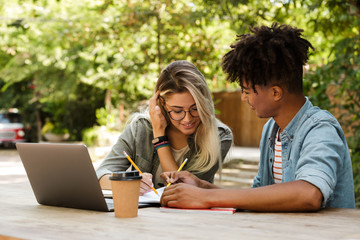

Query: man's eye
[173,110,183,114]
[191,108,198,111]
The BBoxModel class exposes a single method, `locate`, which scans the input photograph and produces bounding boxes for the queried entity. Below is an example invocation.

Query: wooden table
[0,182,359,240]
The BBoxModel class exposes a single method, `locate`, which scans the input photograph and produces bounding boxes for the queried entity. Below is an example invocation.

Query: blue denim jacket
[253,98,355,208]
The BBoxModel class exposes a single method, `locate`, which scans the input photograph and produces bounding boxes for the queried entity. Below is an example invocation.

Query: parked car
[0,108,26,147]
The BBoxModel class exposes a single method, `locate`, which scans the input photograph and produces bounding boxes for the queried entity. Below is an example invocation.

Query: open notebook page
[102,187,165,205]
[138,187,164,204]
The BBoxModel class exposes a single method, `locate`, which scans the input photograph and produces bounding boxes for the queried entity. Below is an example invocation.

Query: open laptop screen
[16,143,112,212]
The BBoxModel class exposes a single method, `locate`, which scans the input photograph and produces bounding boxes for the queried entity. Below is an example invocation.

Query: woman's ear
[272,86,283,102]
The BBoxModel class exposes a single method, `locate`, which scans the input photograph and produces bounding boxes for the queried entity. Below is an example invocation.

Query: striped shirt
[273,130,282,183]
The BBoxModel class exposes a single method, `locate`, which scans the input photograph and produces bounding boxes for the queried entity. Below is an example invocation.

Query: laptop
[16,142,114,212]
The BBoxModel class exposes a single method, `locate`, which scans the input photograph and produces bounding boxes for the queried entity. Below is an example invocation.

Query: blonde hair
[155,60,221,173]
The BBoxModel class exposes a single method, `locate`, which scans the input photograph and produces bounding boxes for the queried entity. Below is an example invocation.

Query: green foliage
[303,65,332,110]
[41,119,69,136]
[0,0,235,142]
[96,107,117,127]
[82,127,98,147]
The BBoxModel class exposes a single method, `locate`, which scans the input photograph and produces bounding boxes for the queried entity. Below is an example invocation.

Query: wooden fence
[213,90,268,147]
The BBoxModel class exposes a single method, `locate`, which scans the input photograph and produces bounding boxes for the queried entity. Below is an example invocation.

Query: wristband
[154,142,170,151]
[152,135,168,145]
[154,141,169,148]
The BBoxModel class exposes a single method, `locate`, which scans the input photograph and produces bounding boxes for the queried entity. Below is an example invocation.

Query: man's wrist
[198,179,209,189]
[199,179,219,189]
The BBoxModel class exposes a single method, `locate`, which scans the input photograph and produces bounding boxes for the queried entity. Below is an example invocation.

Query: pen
[166,158,188,187]
[123,151,159,195]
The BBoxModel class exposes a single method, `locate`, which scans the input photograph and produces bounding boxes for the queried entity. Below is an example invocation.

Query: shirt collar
[282,97,313,139]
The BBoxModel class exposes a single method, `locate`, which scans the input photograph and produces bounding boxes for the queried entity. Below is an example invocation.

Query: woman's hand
[149,91,167,137]
[140,173,154,196]
[160,171,202,187]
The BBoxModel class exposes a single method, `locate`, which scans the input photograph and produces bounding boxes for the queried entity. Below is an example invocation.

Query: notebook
[16,143,114,212]
[160,207,236,214]
[103,187,165,207]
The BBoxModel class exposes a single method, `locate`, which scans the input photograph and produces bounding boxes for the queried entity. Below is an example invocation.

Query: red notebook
[160,207,236,214]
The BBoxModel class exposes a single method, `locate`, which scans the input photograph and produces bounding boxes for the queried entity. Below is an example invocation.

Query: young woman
[96,60,233,195]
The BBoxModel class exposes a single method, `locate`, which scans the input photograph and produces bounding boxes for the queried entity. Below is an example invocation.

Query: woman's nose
[183,111,193,121]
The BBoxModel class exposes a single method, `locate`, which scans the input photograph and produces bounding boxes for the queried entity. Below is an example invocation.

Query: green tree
[0,0,234,141]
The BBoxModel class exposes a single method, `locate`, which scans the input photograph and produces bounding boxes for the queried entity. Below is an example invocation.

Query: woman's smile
[181,121,196,129]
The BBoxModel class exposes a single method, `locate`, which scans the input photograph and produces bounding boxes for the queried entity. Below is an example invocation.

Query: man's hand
[160,183,211,209]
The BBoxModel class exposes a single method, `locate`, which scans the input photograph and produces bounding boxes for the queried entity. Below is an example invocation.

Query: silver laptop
[16,142,114,212]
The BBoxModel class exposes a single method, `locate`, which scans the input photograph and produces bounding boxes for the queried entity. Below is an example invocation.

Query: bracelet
[154,141,169,148]
[154,142,170,151]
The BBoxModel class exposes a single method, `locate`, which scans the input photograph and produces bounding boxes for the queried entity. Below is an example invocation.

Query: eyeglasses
[166,108,200,121]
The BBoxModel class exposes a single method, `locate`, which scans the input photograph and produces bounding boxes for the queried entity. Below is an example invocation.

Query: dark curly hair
[221,23,314,94]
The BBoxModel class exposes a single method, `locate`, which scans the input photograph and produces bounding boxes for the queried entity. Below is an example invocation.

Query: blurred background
[0,0,359,206]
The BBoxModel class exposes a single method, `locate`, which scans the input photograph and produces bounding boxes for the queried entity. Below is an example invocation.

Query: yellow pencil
[123,151,158,195]
[166,158,188,187]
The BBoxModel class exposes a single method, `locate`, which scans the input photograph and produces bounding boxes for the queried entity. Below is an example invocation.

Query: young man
[160,23,355,211]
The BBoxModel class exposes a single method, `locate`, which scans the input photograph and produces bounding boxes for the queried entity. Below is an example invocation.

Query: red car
[0,108,26,147]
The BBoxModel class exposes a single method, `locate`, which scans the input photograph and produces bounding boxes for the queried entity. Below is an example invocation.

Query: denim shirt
[253,98,355,208]
[96,115,233,188]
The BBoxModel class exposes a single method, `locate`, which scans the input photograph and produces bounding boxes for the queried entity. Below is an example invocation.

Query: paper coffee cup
[110,170,142,218]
